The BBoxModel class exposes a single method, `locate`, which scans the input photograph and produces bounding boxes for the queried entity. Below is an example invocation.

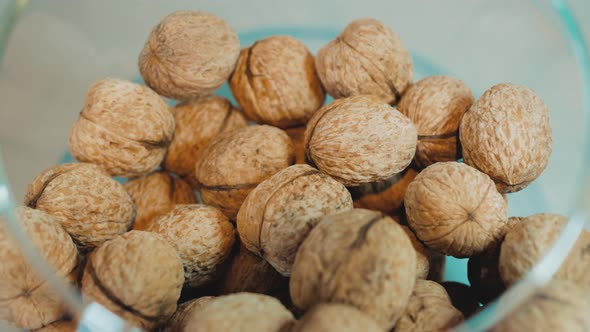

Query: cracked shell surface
[304,95,417,186]
[139,11,240,100]
[194,125,294,220]
[292,303,382,332]
[290,208,416,329]
[315,18,413,103]
[33,320,76,332]
[147,204,235,288]
[161,296,214,332]
[237,164,353,276]
[81,231,184,330]
[229,36,325,128]
[285,126,307,165]
[0,207,78,330]
[68,78,175,177]
[405,162,508,257]
[459,83,552,193]
[24,163,136,249]
[398,76,473,169]
[401,225,431,279]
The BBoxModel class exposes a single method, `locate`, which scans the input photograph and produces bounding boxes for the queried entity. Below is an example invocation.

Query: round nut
[24,163,136,249]
[285,126,307,165]
[237,164,353,275]
[290,209,417,329]
[162,296,215,332]
[32,320,77,332]
[0,207,78,330]
[459,83,552,193]
[304,95,417,186]
[81,231,184,330]
[139,11,240,100]
[405,162,508,257]
[316,18,413,103]
[427,253,446,282]
[292,304,382,332]
[68,78,175,177]
[194,125,294,220]
[400,225,431,279]
[229,36,325,128]
[398,76,474,168]
[147,205,235,288]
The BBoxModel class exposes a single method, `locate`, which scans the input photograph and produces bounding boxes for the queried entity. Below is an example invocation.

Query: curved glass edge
[0,0,27,64]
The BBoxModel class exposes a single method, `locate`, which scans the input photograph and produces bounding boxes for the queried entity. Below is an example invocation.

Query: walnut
[68,78,175,177]
[292,304,382,332]
[81,231,184,330]
[147,204,235,288]
[315,18,412,103]
[459,83,552,193]
[304,95,417,186]
[194,125,294,220]
[32,320,76,332]
[400,225,431,279]
[398,76,474,169]
[427,253,446,283]
[237,164,353,275]
[161,296,215,332]
[139,11,240,100]
[405,162,507,257]
[0,207,78,330]
[290,209,416,329]
[440,281,480,318]
[229,36,325,128]
[285,126,307,164]
[24,163,136,249]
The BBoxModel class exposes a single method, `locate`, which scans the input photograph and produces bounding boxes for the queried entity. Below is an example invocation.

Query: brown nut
[459,83,552,193]
[427,253,446,283]
[292,304,382,332]
[124,171,197,230]
[394,280,464,332]
[0,207,78,330]
[400,225,431,279]
[440,281,480,318]
[285,126,307,165]
[24,163,136,249]
[305,95,417,186]
[194,125,294,220]
[315,18,413,103]
[290,209,416,329]
[398,76,474,169]
[147,204,235,288]
[139,11,240,100]
[405,162,508,257]
[162,296,215,332]
[81,231,184,330]
[237,164,353,275]
[68,78,175,177]
[33,320,77,332]
[229,36,325,128]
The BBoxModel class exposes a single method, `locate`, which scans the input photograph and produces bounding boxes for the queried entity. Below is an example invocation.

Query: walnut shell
[394,280,464,332]
[194,125,294,220]
[81,231,184,330]
[285,126,307,165]
[398,76,474,169]
[24,163,136,249]
[139,11,240,100]
[33,320,77,332]
[427,253,446,283]
[124,171,197,230]
[290,209,416,329]
[400,225,431,279]
[305,95,417,186]
[405,162,508,257]
[316,18,413,103]
[229,36,325,128]
[459,83,552,193]
[162,296,215,332]
[147,204,235,288]
[68,78,175,177]
[163,96,248,181]
[292,304,382,332]
[0,207,78,330]
[237,164,353,275]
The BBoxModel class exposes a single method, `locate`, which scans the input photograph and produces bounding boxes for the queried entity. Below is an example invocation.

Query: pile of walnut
[2,9,589,332]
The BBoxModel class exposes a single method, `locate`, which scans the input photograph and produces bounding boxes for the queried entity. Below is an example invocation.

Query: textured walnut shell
[81,231,184,330]
[161,296,214,332]
[400,225,431,279]
[163,96,248,181]
[305,95,417,186]
[139,11,240,100]
[285,126,307,165]
[440,282,480,318]
[24,163,136,249]
[147,204,235,288]
[292,304,382,332]
[33,320,77,332]
[398,76,474,169]
[316,18,413,103]
[237,164,353,275]
[459,83,552,193]
[124,171,197,230]
[0,207,78,330]
[290,209,416,329]
[68,78,175,177]
[405,162,508,257]
[183,293,294,332]
[394,280,464,332]
[194,125,294,220]
[229,36,325,128]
